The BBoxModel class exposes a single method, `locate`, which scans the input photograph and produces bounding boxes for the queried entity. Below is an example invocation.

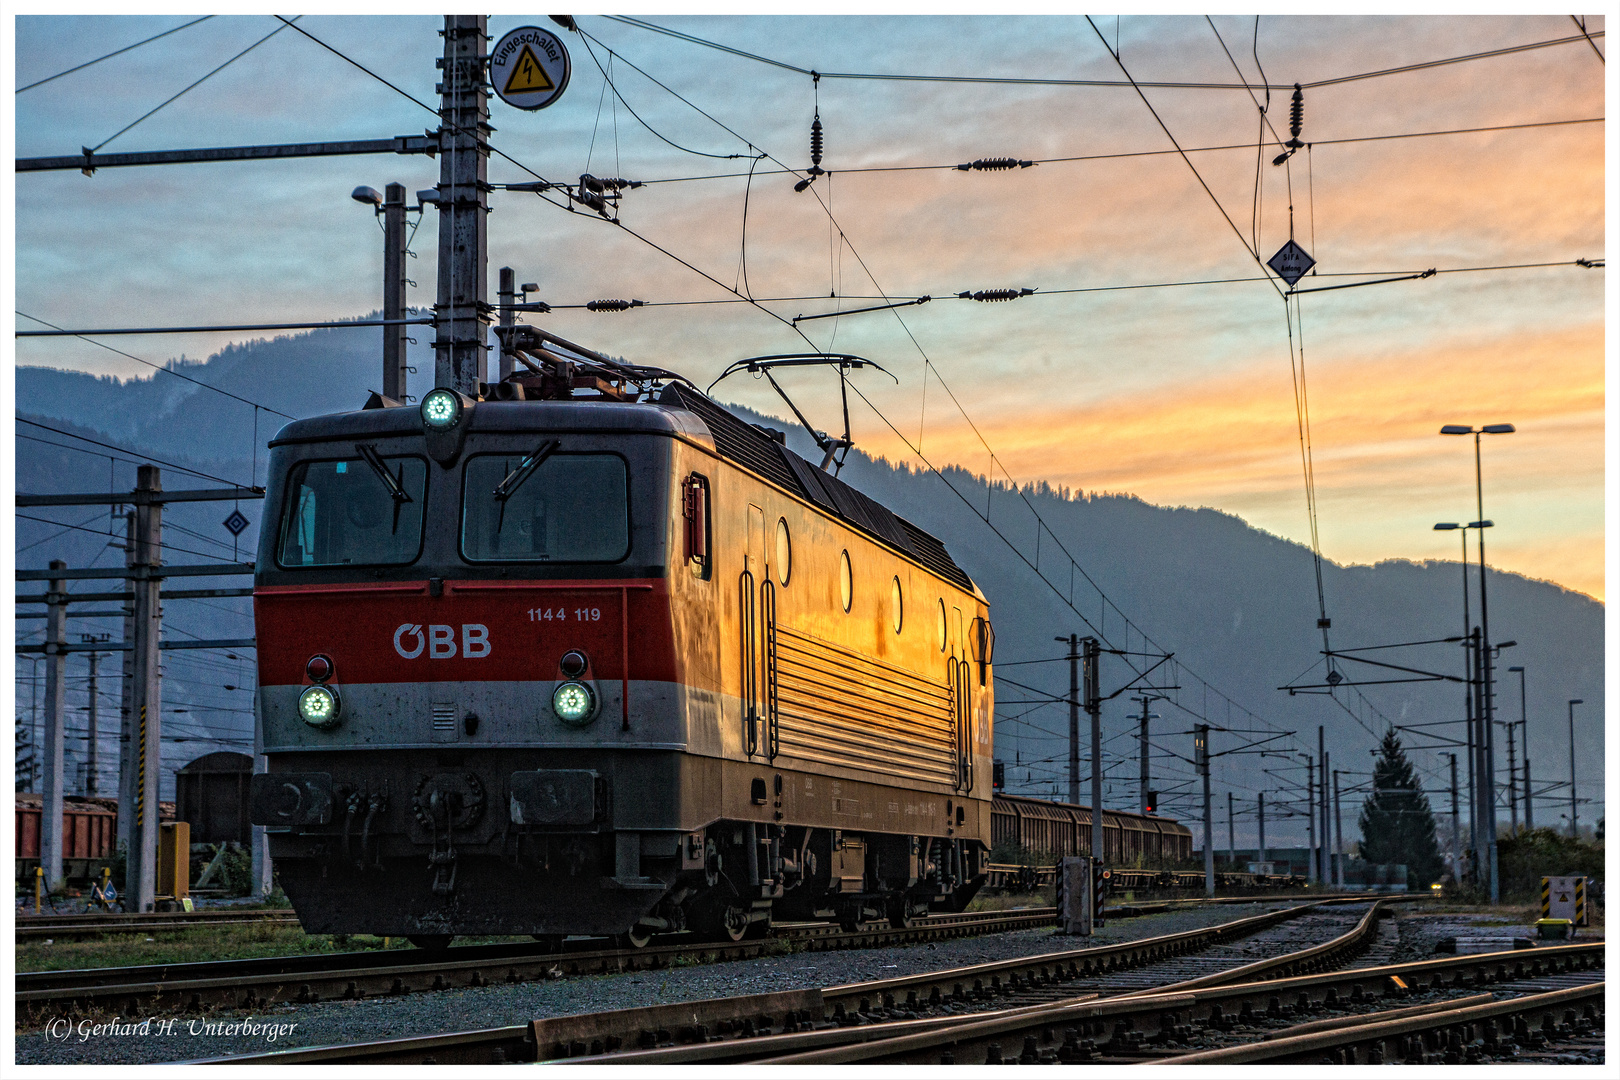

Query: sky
[8,9,1612,604]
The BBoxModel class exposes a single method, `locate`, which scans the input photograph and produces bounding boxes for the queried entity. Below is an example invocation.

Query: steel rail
[211,897,1360,1064]
[198,916,1596,1066]
[1113,896,1386,997]
[1159,981,1605,1064]
[754,942,1604,1064]
[16,908,1055,1017]
[17,910,300,941]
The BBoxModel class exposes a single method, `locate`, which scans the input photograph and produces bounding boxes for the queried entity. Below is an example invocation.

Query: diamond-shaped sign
[223,509,251,536]
[1268,239,1316,286]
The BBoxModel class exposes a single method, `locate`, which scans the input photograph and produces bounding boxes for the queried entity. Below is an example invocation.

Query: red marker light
[306,654,333,683]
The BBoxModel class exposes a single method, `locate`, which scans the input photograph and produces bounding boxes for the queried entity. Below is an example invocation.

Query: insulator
[957,288,1037,302]
[810,114,823,168]
[586,299,645,312]
[955,157,1034,172]
[596,178,642,191]
[579,173,606,194]
[1289,84,1304,140]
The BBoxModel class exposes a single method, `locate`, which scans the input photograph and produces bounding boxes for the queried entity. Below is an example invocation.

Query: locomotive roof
[269,387,976,594]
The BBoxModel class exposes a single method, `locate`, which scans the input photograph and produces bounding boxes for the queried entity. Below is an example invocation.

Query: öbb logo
[393,624,491,659]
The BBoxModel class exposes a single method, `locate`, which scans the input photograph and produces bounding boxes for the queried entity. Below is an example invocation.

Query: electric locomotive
[249,331,994,947]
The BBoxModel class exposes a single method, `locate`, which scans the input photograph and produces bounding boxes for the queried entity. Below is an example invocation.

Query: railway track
[191,895,1413,1063]
[17,907,1055,1019]
[16,909,300,941]
[579,939,1601,1066]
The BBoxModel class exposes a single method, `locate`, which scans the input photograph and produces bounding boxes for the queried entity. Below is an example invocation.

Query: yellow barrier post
[34,866,44,913]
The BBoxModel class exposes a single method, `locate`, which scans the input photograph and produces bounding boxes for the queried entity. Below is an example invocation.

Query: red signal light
[306,654,333,683]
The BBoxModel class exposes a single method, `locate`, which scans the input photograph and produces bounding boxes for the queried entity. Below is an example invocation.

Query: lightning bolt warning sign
[490,26,570,111]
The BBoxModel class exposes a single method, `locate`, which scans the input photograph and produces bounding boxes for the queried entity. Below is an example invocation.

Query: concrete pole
[433,14,491,395]
[1318,727,1329,885]
[1197,725,1213,897]
[40,560,68,891]
[1332,768,1344,887]
[127,466,164,912]
[1503,720,1518,834]
[1257,792,1266,863]
[1085,638,1103,864]
[1568,696,1581,841]
[1064,634,1079,808]
[84,647,100,796]
[498,265,516,382]
[251,687,272,898]
[382,181,410,401]
[1138,698,1151,815]
[1226,791,1235,869]
[1448,754,1461,875]
[118,510,136,854]
[1305,758,1316,884]
[1472,432,1500,904]
[1523,753,1533,830]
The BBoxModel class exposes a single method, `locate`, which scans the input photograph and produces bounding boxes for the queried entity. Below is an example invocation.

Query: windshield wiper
[493,439,560,533]
[354,443,412,535]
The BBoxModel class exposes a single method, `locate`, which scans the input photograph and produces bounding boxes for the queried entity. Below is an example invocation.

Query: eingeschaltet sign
[490,26,570,111]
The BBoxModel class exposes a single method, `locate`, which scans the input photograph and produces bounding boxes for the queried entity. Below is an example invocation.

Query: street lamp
[1440,422,1514,903]
[1566,699,1582,838]
[355,181,412,402]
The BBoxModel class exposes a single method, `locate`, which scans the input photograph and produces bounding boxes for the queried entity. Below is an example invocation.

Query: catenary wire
[17,16,217,93]
[602,16,1601,92]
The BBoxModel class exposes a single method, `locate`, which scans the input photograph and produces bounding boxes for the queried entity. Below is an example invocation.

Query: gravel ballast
[18,900,1312,1064]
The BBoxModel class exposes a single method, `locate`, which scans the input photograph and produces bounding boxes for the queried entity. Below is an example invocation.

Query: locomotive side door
[741,505,765,756]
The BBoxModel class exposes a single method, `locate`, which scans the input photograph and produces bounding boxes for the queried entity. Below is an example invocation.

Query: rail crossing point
[223,509,250,536]
[1268,239,1316,286]
[490,26,570,111]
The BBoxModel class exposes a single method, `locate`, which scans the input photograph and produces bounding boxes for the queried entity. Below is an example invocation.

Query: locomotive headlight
[298,684,341,729]
[552,681,596,726]
[420,388,464,431]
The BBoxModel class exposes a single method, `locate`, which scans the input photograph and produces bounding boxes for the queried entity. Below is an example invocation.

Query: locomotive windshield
[276,455,428,567]
[460,451,629,563]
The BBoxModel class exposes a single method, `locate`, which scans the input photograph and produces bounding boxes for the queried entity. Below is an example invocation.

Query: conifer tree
[1357,729,1444,888]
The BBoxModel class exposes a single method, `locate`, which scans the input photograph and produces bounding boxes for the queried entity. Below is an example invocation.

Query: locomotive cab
[251,378,993,945]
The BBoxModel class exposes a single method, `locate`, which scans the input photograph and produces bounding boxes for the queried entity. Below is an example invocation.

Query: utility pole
[82,635,109,796]
[40,560,67,891]
[1318,727,1329,885]
[1501,719,1518,834]
[497,265,516,382]
[1471,430,1501,906]
[1561,702,1574,841]
[1195,725,1213,896]
[1226,791,1235,869]
[382,180,410,401]
[1257,792,1266,864]
[1133,695,1158,816]
[118,510,136,854]
[1059,634,1079,808]
[127,466,164,912]
[1322,748,1332,885]
[1332,768,1344,887]
[1082,637,1103,862]
[433,14,491,395]
[1447,754,1461,876]
[1305,757,1316,885]
[1523,753,1533,830]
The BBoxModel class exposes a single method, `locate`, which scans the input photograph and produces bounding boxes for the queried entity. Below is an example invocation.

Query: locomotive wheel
[619,923,655,949]
[407,934,453,951]
[887,898,917,929]
[707,905,752,943]
[837,905,863,933]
